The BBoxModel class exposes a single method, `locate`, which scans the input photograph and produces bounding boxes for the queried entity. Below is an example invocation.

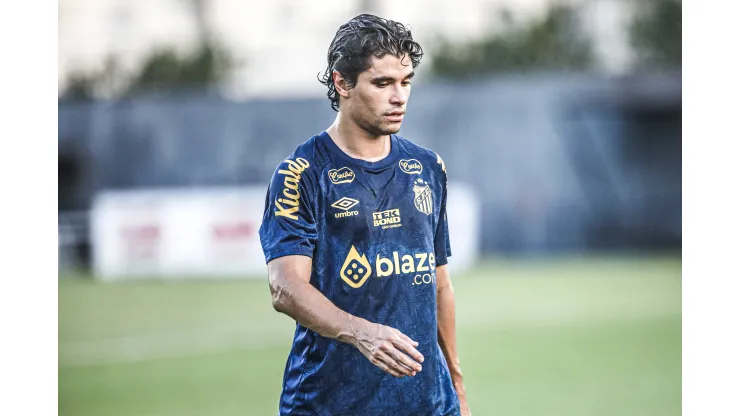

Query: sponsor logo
[399,159,423,175]
[412,178,433,215]
[375,251,436,278]
[331,197,360,219]
[274,157,310,220]
[372,209,402,229]
[339,246,437,288]
[340,246,372,288]
[328,167,355,184]
[331,197,359,210]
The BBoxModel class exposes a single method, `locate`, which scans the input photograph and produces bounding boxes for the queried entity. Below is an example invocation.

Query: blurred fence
[58,72,681,257]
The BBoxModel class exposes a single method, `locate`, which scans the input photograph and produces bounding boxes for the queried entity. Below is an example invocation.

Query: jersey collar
[319,131,399,172]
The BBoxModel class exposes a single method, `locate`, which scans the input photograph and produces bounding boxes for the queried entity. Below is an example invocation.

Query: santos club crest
[412,178,433,215]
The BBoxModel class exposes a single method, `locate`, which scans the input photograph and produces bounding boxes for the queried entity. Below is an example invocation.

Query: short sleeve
[258,156,318,263]
[434,157,452,266]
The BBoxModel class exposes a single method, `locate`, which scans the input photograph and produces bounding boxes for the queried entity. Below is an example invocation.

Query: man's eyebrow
[370,72,415,83]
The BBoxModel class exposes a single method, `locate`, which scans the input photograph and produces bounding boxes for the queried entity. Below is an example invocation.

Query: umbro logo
[331,197,360,219]
[331,197,359,210]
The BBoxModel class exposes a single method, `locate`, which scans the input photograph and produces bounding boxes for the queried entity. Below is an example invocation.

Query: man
[258,14,470,416]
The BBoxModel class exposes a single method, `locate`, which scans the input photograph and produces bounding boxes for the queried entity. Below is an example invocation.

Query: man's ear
[333,71,351,99]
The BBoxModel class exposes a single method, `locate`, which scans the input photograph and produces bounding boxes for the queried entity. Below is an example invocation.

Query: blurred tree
[122,0,231,94]
[429,4,596,77]
[60,42,232,100]
[60,57,123,101]
[59,0,235,100]
[629,0,681,69]
[62,75,96,101]
[126,42,231,94]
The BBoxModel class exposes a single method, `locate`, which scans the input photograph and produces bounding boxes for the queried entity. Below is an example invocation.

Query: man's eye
[376,83,388,88]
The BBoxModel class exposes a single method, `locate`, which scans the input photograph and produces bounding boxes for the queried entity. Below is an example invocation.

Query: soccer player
[258,14,470,416]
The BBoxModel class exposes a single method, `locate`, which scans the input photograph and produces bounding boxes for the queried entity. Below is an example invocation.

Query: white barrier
[445,182,481,274]
[91,182,479,281]
[91,187,267,280]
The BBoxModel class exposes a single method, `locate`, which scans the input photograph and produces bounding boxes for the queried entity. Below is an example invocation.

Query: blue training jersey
[258,131,460,416]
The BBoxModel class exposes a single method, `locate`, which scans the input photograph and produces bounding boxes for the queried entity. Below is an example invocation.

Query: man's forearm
[268,255,364,345]
[437,283,464,386]
[271,273,365,345]
[268,256,426,378]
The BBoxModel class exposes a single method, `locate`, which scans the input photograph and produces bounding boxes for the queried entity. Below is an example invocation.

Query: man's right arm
[267,255,425,378]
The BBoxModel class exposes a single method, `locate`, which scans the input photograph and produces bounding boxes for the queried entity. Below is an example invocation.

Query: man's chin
[365,121,402,137]
[380,124,402,135]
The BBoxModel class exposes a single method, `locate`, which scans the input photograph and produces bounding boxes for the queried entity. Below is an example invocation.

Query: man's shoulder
[395,135,447,177]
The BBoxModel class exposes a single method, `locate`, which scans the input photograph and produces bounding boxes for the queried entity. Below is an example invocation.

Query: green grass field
[59,256,681,416]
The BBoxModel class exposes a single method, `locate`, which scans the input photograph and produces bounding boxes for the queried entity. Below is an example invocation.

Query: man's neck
[326,114,390,162]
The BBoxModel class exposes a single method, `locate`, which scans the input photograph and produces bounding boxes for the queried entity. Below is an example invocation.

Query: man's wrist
[452,375,466,392]
[337,314,366,346]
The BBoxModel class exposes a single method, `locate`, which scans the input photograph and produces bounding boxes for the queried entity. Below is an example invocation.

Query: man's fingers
[374,358,403,378]
[383,343,422,373]
[377,349,414,377]
[391,338,425,364]
[395,330,419,347]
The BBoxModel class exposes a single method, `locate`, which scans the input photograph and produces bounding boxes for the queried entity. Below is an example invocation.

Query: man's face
[341,54,414,137]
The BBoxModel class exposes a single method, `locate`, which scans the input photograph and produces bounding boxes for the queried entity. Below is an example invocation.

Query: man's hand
[349,320,425,378]
[455,379,471,416]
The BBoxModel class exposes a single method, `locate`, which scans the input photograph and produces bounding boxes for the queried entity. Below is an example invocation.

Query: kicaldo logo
[274,158,310,221]
[340,246,437,288]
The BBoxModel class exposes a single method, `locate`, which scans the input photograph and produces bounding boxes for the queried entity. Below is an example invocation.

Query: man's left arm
[437,264,470,415]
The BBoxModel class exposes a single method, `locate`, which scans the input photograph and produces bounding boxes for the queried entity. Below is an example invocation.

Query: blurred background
[58,0,681,415]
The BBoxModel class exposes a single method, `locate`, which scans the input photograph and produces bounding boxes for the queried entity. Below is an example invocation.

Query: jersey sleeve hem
[264,248,314,264]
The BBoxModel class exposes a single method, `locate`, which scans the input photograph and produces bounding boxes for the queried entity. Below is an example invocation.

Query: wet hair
[318,14,424,112]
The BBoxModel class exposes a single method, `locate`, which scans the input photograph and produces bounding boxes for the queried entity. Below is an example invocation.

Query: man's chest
[318,166,439,241]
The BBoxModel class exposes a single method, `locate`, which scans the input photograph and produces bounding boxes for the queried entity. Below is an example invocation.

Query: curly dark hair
[318,14,424,112]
